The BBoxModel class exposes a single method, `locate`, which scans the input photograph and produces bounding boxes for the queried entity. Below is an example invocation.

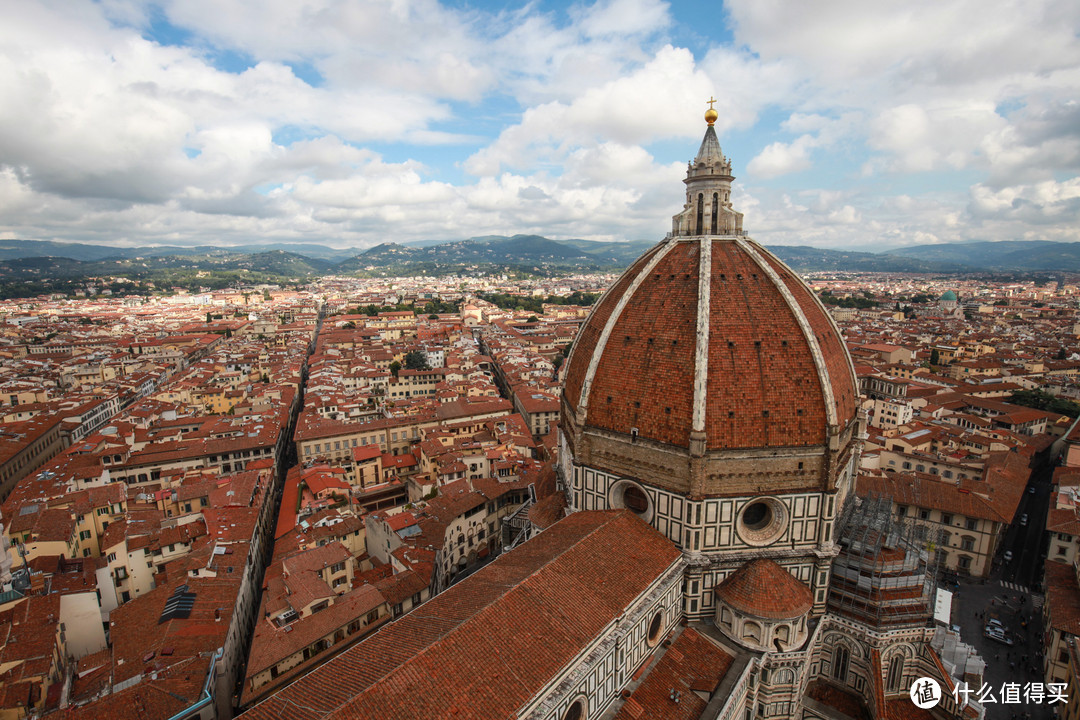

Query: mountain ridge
[1,236,1078,277]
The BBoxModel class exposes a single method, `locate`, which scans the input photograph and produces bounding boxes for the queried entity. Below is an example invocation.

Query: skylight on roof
[159,584,196,624]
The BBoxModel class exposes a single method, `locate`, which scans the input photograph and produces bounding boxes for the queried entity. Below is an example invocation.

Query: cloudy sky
[1,0,1079,252]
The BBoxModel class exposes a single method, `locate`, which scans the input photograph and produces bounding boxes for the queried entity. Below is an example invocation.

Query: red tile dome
[563,236,856,452]
[713,558,813,620]
[560,120,860,499]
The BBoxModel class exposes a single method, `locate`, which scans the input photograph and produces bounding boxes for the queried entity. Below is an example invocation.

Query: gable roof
[241,510,681,720]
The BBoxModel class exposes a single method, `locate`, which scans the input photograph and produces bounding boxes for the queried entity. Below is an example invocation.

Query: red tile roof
[1045,559,1080,636]
[240,510,681,720]
[806,680,870,719]
[613,627,733,720]
[714,558,813,620]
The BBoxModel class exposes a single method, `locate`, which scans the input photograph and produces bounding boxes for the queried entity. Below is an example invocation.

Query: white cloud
[464,45,712,176]
[1,0,1079,252]
[970,178,1080,222]
[748,140,812,178]
[747,113,857,178]
[867,102,1005,173]
[572,0,672,39]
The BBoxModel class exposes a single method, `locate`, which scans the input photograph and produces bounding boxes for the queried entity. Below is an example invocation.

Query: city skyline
[1,0,1078,251]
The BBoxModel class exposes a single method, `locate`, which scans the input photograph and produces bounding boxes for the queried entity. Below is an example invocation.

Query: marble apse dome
[559,103,865,625]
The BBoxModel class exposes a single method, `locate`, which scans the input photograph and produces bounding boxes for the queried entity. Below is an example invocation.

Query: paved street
[1000,461,1056,591]
[952,575,1050,719]
[947,460,1059,720]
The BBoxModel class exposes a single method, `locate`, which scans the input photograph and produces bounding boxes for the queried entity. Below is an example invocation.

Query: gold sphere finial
[705,96,718,126]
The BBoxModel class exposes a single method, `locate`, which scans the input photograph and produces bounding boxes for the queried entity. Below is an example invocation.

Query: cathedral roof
[241,511,681,720]
[713,558,813,620]
[562,234,858,452]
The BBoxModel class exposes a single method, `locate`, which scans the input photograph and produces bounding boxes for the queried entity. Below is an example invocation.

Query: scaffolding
[828,493,946,628]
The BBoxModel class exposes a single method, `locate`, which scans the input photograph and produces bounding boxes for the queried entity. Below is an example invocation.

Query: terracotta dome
[714,559,813,620]
[560,119,860,499]
[563,236,857,451]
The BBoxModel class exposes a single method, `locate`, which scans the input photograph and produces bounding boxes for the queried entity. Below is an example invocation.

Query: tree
[428,314,439,320]
[1057,348,1068,360]
[389,360,402,378]
[1009,389,1080,419]
[527,316,539,323]
[929,348,940,365]
[404,350,430,370]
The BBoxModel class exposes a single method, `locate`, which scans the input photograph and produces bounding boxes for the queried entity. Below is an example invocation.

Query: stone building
[242,107,980,720]
[555,105,980,719]
[560,103,862,625]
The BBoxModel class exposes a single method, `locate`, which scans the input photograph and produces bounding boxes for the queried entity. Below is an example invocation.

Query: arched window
[743,621,761,643]
[563,698,585,720]
[711,192,719,234]
[696,193,704,234]
[833,644,849,682]
[887,655,904,692]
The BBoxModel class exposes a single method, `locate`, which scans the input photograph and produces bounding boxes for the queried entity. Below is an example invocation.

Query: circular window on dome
[736,497,787,547]
[647,611,664,647]
[608,480,654,523]
[743,502,771,530]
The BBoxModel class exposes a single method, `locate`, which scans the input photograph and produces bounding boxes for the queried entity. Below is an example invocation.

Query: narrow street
[1000,461,1055,590]
[951,454,1057,720]
[228,306,319,713]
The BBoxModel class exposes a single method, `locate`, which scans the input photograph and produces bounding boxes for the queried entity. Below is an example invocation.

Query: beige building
[858,452,1027,578]
[869,397,913,430]
[1045,560,1080,686]
[1047,487,1080,566]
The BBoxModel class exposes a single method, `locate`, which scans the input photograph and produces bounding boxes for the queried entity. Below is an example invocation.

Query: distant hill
[337,235,602,274]
[0,250,333,283]
[4,235,1080,279]
[229,250,335,275]
[0,240,130,262]
[766,246,967,273]
[557,238,656,265]
[887,240,1080,271]
[0,239,356,263]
